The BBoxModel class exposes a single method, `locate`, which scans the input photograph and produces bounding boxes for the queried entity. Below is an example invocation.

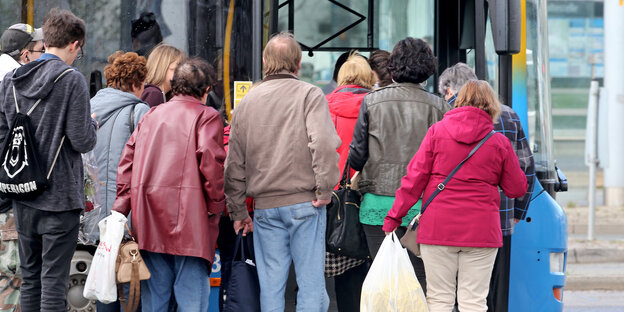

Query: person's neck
[45,47,72,65]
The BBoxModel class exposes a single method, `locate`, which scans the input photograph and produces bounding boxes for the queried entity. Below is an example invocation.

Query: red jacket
[112,95,226,262]
[383,106,527,248]
[326,85,369,182]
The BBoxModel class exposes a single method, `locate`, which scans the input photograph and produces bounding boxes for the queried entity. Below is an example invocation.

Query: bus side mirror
[554,165,568,193]
[489,0,521,55]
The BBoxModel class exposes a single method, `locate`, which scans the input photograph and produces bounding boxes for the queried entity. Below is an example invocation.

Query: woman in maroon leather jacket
[112,58,225,310]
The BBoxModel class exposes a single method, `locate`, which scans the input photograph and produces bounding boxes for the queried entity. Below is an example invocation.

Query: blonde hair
[145,44,186,87]
[337,52,375,89]
[454,80,501,121]
[263,32,301,76]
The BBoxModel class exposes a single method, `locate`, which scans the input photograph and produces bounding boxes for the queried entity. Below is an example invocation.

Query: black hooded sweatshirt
[0,57,97,212]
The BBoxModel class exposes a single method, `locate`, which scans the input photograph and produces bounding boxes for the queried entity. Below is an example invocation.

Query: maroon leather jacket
[112,95,226,262]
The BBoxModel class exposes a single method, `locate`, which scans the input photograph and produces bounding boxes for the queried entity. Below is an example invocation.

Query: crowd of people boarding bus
[0,7,533,312]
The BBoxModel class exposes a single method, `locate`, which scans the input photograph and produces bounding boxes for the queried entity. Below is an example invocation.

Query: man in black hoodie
[0,9,97,311]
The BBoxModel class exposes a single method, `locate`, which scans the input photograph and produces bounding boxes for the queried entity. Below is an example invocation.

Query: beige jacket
[225,73,341,220]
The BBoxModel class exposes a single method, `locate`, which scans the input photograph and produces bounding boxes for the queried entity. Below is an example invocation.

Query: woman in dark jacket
[383,80,527,312]
[325,52,374,311]
[347,37,449,291]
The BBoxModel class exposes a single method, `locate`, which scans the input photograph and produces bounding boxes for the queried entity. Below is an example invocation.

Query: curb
[565,276,624,291]
[567,248,624,264]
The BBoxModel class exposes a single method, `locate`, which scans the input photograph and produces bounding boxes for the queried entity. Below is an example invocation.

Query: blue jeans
[140,251,210,312]
[253,202,329,312]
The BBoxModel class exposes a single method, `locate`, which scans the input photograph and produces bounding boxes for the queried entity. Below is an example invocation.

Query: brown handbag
[400,131,495,257]
[115,225,151,312]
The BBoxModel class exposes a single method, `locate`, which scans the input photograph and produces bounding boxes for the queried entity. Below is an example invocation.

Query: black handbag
[401,131,496,256]
[326,163,370,260]
[223,231,260,312]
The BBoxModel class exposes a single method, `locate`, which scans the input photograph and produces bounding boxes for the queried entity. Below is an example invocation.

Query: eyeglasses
[76,43,84,60]
[28,49,45,53]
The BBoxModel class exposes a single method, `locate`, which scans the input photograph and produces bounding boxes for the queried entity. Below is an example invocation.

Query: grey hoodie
[0,58,97,212]
[90,87,149,218]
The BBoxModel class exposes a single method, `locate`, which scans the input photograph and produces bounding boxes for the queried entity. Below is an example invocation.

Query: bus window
[526,0,555,179]
[284,0,434,90]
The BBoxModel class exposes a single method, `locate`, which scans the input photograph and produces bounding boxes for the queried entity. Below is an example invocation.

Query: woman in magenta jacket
[383,80,527,312]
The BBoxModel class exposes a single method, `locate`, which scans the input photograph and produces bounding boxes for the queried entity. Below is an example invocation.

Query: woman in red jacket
[325,52,374,311]
[113,58,225,310]
[327,52,374,180]
[383,81,527,312]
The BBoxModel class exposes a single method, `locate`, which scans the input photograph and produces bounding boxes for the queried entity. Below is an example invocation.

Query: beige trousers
[420,244,498,312]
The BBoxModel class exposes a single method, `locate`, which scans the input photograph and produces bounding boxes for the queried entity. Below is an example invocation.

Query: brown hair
[43,8,86,48]
[145,44,186,87]
[263,32,301,76]
[171,57,216,99]
[368,50,392,87]
[337,52,375,89]
[104,51,147,92]
[454,80,501,121]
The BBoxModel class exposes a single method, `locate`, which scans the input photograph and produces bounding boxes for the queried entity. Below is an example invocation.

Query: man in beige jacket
[225,32,340,311]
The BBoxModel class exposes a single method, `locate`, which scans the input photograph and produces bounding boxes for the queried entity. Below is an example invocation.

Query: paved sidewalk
[564,206,624,291]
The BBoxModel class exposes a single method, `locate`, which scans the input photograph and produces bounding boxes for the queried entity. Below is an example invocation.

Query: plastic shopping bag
[83,211,127,303]
[360,232,428,312]
[79,151,105,245]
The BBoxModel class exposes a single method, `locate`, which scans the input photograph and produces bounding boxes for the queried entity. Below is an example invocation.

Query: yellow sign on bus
[234,81,253,109]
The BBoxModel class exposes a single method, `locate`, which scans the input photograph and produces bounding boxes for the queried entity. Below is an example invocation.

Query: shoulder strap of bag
[128,104,136,133]
[11,68,75,181]
[415,130,496,223]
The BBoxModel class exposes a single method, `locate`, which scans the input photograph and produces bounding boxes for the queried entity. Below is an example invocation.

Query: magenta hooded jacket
[383,106,527,248]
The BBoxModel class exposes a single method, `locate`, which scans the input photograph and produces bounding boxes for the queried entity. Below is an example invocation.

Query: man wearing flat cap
[0,23,45,81]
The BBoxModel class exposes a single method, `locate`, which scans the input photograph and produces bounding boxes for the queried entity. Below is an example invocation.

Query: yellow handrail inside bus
[224,0,235,121]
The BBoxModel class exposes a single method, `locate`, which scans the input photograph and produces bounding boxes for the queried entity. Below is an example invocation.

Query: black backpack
[0,68,74,200]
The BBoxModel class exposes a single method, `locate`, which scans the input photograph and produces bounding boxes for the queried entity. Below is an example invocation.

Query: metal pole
[586,80,599,240]
[252,0,262,81]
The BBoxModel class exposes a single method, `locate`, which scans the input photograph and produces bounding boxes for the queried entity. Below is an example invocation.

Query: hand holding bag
[401,131,496,256]
[361,232,427,312]
[326,163,370,259]
[223,231,260,312]
[115,224,150,312]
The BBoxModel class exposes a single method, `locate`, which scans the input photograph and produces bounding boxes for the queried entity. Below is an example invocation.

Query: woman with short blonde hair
[141,44,186,107]
[337,53,375,89]
[325,51,374,311]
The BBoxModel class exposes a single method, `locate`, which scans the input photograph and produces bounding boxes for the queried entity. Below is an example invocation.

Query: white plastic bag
[360,232,428,312]
[83,211,127,303]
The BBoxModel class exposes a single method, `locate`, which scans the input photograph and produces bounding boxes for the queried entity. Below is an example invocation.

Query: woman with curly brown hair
[90,50,150,311]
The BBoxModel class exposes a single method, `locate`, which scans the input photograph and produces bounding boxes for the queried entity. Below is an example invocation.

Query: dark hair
[104,51,147,92]
[131,12,163,52]
[171,57,216,99]
[332,51,351,81]
[387,37,436,84]
[43,8,86,48]
[368,50,392,87]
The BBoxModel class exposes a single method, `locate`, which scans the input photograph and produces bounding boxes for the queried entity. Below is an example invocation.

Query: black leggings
[361,224,427,294]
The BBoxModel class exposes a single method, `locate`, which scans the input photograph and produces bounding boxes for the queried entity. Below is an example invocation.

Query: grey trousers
[13,203,80,312]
